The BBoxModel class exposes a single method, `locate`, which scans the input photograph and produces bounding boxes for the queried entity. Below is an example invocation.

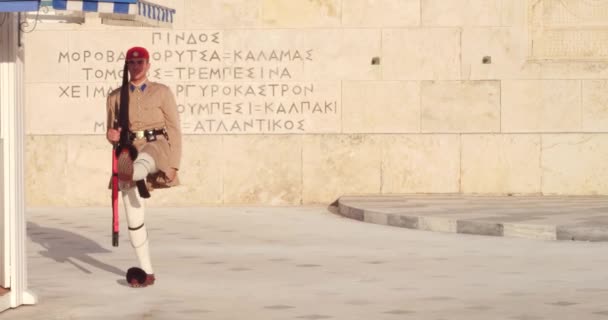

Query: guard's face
[126,58,150,82]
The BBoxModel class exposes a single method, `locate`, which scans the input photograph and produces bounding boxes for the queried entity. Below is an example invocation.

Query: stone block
[342,81,420,133]
[26,135,225,207]
[461,134,541,194]
[25,136,69,206]
[418,216,458,233]
[261,0,341,27]
[538,0,608,26]
[502,223,556,240]
[529,0,608,73]
[223,135,302,205]
[582,80,608,132]
[342,0,419,27]
[532,30,608,60]
[501,80,582,132]
[461,27,538,80]
[152,135,224,206]
[535,61,608,80]
[386,214,418,229]
[421,81,500,132]
[421,0,514,26]
[381,134,460,193]
[222,29,381,81]
[382,28,461,80]
[365,211,389,225]
[183,0,261,27]
[457,220,504,236]
[24,31,70,83]
[542,134,608,195]
[556,224,608,242]
[339,205,364,221]
[26,83,107,135]
[303,135,381,204]
[64,136,111,206]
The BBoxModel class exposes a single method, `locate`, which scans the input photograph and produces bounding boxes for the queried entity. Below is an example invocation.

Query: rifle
[111,119,120,247]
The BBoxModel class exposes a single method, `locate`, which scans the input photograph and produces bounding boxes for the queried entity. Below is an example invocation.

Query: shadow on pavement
[27,222,124,276]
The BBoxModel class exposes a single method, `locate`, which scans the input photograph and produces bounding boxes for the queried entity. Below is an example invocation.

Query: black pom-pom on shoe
[126,267,147,286]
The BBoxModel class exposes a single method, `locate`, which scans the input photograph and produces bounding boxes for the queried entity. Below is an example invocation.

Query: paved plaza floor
[2,201,608,319]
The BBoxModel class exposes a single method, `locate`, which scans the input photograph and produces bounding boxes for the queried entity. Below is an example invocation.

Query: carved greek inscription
[176,101,338,115]
[151,32,221,45]
[530,0,608,59]
[182,119,307,133]
[155,67,292,81]
[59,85,116,98]
[58,49,313,64]
[175,84,314,98]
[51,31,339,134]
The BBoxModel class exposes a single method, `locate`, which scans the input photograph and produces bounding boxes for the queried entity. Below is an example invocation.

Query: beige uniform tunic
[107,80,182,188]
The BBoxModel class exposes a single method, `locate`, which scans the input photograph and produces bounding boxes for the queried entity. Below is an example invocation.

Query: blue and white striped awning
[0,0,41,12]
[51,0,175,27]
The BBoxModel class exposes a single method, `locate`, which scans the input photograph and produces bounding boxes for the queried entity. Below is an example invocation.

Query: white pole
[0,12,36,309]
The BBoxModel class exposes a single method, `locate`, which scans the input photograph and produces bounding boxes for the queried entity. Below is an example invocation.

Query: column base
[21,290,37,305]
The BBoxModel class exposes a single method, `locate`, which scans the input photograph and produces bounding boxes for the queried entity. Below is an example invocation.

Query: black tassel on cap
[118,62,130,146]
[115,62,139,161]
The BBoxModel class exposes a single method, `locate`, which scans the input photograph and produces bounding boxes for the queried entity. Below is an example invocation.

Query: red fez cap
[126,47,149,61]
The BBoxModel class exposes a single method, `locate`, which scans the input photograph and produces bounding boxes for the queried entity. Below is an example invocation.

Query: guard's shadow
[27,222,124,277]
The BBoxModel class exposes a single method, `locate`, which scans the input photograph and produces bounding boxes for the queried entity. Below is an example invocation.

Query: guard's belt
[129,128,167,142]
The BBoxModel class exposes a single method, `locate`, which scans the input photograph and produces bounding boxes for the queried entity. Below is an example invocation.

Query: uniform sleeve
[161,86,182,170]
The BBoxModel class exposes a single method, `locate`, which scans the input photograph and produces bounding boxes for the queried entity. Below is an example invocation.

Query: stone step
[337,195,608,241]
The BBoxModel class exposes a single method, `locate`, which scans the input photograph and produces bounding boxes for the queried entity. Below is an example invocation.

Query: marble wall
[23,0,608,206]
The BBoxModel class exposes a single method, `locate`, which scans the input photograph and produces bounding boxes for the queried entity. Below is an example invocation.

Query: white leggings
[132,152,156,181]
[121,152,157,274]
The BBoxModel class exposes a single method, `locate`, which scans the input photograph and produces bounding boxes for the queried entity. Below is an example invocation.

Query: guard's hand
[165,167,178,182]
[107,128,121,143]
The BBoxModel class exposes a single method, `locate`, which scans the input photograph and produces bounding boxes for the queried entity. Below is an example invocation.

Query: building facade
[23,0,608,207]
